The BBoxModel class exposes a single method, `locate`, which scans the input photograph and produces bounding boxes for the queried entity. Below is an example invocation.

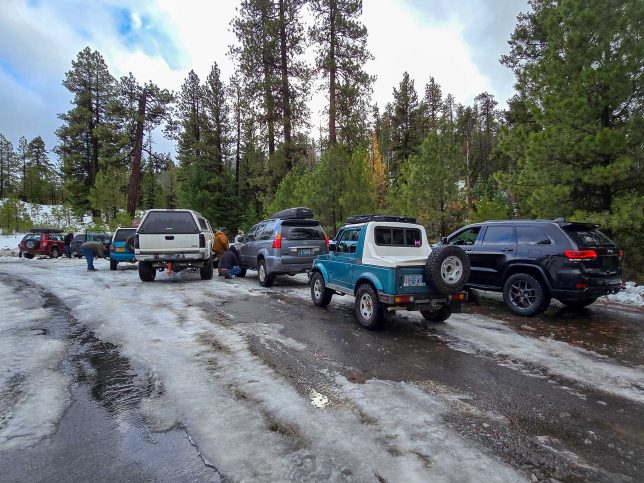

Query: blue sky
[0,0,528,163]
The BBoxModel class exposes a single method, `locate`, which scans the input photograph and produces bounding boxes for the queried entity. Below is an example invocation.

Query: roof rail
[345,214,417,224]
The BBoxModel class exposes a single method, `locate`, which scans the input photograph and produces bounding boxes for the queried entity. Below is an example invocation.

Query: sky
[0,0,528,162]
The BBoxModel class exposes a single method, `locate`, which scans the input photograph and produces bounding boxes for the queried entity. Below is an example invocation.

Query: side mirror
[328,241,336,252]
[441,237,448,245]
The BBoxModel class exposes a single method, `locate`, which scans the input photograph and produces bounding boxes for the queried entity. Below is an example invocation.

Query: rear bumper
[265,257,312,275]
[552,284,622,301]
[380,292,467,311]
[110,253,136,262]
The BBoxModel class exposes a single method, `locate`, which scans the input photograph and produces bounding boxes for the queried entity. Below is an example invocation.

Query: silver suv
[237,208,329,286]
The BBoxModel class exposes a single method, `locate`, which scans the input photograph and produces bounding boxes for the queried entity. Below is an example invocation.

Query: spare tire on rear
[425,244,470,295]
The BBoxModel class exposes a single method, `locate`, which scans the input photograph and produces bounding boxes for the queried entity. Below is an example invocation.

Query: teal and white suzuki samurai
[310,215,470,329]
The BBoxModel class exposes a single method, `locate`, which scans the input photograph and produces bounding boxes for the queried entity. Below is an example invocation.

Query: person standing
[80,241,106,271]
[219,245,242,279]
[64,232,74,258]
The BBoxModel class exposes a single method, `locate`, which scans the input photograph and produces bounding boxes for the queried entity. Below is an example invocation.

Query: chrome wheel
[259,263,265,282]
[440,256,463,284]
[359,293,374,320]
[509,279,537,309]
[313,278,322,300]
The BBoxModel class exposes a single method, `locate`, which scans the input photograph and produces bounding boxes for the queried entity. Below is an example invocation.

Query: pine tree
[203,62,230,171]
[309,0,373,146]
[499,0,644,279]
[0,134,19,198]
[370,131,387,208]
[421,77,443,134]
[56,47,115,214]
[390,72,421,176]
[25,136,52,204]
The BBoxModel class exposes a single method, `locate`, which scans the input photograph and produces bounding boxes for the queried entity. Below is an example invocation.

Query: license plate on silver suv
[403,275,425,287]
[299,248,311,256]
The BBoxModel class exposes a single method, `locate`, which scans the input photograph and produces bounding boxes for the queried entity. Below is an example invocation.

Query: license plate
[299,249,311,256]
[116,247,125,252]
[403,275,425,287]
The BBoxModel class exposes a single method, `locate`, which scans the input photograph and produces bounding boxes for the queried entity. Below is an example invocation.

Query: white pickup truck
[134,209,214,282]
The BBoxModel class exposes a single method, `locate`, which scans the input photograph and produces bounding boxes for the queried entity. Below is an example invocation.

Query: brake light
[619,249,624,258]
[449,293,467,302]
[564,250,597,261]
[575,283,587,290]
[110,244,115,252]
[394,295,413,304]
[324,233,329,248]
[272,233,282,249]
[199,233,205,248]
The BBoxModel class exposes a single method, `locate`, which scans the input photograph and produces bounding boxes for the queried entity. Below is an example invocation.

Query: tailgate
[396,266,434,296]
[138,234,201,253]
[562,224,621,276]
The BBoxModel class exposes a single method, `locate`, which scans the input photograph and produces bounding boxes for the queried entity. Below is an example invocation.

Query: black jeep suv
[446,219,623,316]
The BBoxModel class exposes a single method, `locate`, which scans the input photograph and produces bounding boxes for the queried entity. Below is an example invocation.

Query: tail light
[110,244,115,252]
[564,250,597,261]
[575,283,588,290]
[619,249,624,259]
[199,233,205,248]
[394,295,414,303]
[449,293,467,301]
[134,234,139,249]
[272,233,282,249]
[324,233,329,248]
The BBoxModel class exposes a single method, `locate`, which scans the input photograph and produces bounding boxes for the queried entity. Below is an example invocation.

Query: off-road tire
[110,259,118,271]
[258,259,275,287]
[200,257,214,280]
[425,245,470,295]
[559,297,597,309]
[139,261,156,282]
[311,272,333,307]
[25,240,39,250]
[50,247,60,258]
[503,272,550,316]
[355,283,384,330]
[420,305,453,323]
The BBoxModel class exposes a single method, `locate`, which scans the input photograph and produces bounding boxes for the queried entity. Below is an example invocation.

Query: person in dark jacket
[64,232,74,258]
[219,245,241,279]
[80,241,106,271]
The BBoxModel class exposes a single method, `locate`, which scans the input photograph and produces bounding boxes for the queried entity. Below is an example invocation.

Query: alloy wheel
[509,279,537,309]
[359,293,373,319]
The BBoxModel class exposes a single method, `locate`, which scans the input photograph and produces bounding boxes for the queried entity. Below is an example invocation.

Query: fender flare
[311,263,330,283]
[353,271,385,295]
[502,263,552,290]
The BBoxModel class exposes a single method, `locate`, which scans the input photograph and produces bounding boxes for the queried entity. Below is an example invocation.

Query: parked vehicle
[109,227,137,270]
[237,207,329,287]
[71,230,112,258]
[310,215,469,330]
[445,219,623,316]
[18,229,65,259]
[134,209,214,282]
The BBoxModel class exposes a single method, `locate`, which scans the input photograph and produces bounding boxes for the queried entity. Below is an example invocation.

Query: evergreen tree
[309,0,373,146]
[340,146,377,216]
[499,0,644,278]
[16,137,29,200]
[390,72,421,176]
[421,77,443,135]
[204,62,230,170]
[369,131,387,208]
[56,47,115,214]
[0,134,18,198]
[25,136,53,204]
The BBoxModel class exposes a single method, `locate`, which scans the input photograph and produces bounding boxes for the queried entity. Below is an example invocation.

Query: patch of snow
[433,314,644,404]
[0,260,524,481]
[0,280,71,449]
[602,282,644,307]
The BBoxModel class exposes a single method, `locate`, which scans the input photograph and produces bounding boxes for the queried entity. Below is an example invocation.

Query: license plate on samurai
[403,275,425,287]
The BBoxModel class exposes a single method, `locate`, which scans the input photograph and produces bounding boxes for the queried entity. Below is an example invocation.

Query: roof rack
[345,214,417,224]
[29,228,63,233]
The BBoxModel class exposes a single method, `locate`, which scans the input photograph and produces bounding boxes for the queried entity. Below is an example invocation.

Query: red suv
[19,229,66,259]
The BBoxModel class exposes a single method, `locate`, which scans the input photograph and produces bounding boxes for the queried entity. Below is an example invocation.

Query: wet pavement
[0,263,642,482]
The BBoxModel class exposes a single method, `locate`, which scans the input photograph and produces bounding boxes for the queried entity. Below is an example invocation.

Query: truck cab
[310,215,470,329]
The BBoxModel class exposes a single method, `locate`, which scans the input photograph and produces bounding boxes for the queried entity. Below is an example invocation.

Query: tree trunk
[328,1,337,145]
[235,97,241,194]
[278,0,293,168]
[261,5,275,157]
[127,89,148,217]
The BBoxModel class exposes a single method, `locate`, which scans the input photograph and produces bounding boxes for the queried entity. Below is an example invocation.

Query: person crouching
[80,241,106,271]
[219,245,242,279]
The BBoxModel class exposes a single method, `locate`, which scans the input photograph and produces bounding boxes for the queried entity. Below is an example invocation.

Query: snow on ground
[0,258,523,482]
[0,233,24,253]
[603,282,644,307]
[0,279,70,449]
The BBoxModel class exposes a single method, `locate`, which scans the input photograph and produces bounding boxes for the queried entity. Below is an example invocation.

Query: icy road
[0,257,642,482]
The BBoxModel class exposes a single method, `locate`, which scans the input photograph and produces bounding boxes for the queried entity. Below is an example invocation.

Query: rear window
[23,234,40,240]
[138,211,199,234]
[281,223,325,240]
[563,226,615,248]
[114,229,136,241]
[375,227,422,247]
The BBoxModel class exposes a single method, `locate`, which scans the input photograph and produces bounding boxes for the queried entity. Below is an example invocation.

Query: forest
[0,0,641,279]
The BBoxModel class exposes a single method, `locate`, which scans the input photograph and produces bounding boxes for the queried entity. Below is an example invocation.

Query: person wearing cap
[219,245,242,279]
[212,227,229,260]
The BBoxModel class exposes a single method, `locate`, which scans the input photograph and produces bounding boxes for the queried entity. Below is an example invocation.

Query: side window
[375,227,422,247]
[517,227,551,245]
[450,227,481,246]
[198,217,209,231]
[246,224,260,241]
[337,229,360,254]
[258,221,276,240]
[482,226,516,245]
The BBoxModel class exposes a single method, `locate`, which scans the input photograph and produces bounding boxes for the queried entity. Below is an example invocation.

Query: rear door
[472,225,517,287]
[562,224,621,277]
[137,211,201,253]
[279,220,326,265]
[239,224,262,268]
[113,228,136,254]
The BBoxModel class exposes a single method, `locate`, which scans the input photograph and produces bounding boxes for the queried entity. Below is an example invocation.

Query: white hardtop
[347,221,432,268]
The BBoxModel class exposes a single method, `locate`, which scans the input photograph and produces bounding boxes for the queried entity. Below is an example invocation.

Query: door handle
[165,235,174,240]
[502,248,514,252]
